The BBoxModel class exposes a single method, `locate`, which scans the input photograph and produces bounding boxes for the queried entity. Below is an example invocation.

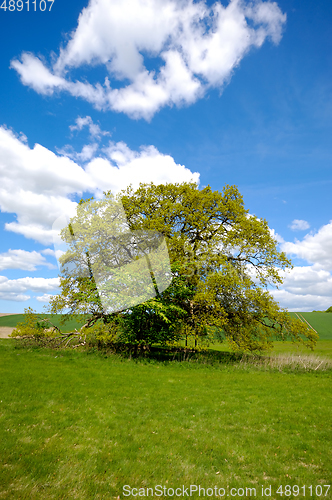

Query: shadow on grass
[5,337,332,372]
[85,344,332,372]
[89,343,246,364]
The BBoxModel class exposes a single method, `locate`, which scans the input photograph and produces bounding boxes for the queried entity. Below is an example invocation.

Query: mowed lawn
[0,339,331,499]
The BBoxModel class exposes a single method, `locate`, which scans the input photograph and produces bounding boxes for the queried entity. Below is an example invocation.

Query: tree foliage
[46,181,317,352]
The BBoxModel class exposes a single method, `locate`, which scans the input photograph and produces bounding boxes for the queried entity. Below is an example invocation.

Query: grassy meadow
[0,313,331,499]
[0,314,88,332]
[288,313,332,340]
[2,311,332,339]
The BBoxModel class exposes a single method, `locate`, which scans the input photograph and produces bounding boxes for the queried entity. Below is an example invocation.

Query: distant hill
[1,312,332,340]
[312,306,332,313]
[0,314,88,332]
[289,312,332,340]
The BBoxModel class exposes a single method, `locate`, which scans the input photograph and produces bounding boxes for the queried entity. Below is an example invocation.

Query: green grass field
[289,312,332,340]
[0,314,88,332]
[272,340,332,359]
[0,339,331,499]
[2,312,332,339]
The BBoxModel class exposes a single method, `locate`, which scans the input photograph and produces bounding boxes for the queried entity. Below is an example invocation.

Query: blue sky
[0,0,331,313]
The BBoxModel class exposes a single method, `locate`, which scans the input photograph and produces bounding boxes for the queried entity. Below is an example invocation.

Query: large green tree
[48,182,317,352]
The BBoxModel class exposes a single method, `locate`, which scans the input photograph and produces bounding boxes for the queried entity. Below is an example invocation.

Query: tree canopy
[47,181,317,352]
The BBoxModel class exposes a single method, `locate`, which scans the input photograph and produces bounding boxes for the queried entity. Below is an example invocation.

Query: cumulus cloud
[41,248,56,257]
[279,266,332,297]
[10,52,66,94]
[88,141,199,198]
[0,249,56,271]
[0,125,199,244]
[0,292,30,302]
[36,293,56,303]
[266,220,332,311]
[270,289,332,313]
[281,221,332,271]
[77,143,99,162]
[11,0,286,120]
[269,227,284,244]
[289,219,310,231]
[0,276,60,302]
[0,127,91,244]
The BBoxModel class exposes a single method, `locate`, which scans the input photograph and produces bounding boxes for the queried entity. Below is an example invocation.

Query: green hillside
[2,311,332,340]
[289,312,332,340]
[0,314,88,333]
[0,315,24,328]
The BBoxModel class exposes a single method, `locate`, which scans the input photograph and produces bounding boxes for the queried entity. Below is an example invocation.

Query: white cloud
[270,289,332,313]
[60,116,109,162]
[279,266,332,297]
[289,219,310,231]
[41,248,56,257]
[0,276,60,302]
[281,221,332,271]
[77,143,99,162]
[36,293,56,303]
[268,221,332,311]
[0,249,56,271]
[0,126,92,244]
[69,115,110,140]
[88,141,199,197]
[10,52,66,94]
[0,276,60,292]
[0,125,199,244]
[11,0,286,120]
[0,292,30,302]
[269,227,284,244]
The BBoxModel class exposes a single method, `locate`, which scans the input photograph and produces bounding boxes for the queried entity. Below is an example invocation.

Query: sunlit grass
[0,339,331,499]
[289,312,332,340]
[272,340,332,359]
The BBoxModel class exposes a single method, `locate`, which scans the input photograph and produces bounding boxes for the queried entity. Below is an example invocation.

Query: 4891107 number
[0,0,54,11]
[276,485,330,497]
